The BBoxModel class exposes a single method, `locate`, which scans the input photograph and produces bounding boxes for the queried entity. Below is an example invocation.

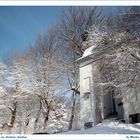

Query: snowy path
[62,118,140,134]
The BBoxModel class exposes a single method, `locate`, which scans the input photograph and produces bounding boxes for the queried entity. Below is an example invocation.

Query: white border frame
[0,1,140,139]
[0,1,140,6]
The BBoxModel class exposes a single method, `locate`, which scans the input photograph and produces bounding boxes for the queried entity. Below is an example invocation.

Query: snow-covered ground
[62,117,140,134]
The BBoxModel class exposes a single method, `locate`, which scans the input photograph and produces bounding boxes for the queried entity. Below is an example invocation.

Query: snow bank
[61,119,140,134]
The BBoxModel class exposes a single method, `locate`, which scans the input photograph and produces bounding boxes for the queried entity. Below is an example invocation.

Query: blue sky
[0,6,126,61]
[0,6,64,60]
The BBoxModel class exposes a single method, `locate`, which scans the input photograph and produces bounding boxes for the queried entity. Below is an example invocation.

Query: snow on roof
[82,45,96,58]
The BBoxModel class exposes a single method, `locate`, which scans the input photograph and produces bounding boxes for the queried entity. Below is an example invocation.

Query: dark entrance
[112,95,117,114]
[129,113,140,123]
[111,89,117,115]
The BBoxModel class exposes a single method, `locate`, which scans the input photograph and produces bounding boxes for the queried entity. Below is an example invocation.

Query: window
[83,77,91,93]
[83,77,91,114]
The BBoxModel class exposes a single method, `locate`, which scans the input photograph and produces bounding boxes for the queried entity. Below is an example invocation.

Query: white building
[77,28,140,128]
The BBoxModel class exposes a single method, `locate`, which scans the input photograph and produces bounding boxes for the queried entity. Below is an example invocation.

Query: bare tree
[58,7,104,130]
[59,7,102,56]
[25,26,69,132]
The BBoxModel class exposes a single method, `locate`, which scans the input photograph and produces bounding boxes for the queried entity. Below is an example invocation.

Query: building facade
[77,34,140,128]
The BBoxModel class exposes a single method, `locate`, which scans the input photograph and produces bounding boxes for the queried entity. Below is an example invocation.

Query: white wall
[80,64,96,127]
[122,87,140,122]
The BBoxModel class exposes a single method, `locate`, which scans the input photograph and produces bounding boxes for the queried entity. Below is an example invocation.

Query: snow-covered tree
[46,98,69,133]
[22,28,69,133]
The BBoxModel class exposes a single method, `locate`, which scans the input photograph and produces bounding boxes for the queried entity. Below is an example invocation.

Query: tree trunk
[2,102,17,134]
[34,98,42,131]
[68,91,76,130]
[9,101,17,127]
[43,108,50,129]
